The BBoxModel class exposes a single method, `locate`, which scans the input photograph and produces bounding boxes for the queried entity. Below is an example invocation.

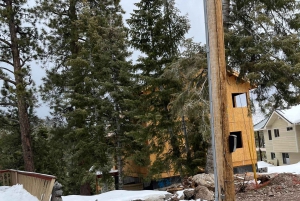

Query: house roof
[276,105,300,124]
[254,118,268,131]
[254,105,300,130]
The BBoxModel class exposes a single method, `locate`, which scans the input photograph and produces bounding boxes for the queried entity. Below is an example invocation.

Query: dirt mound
[236,173,300,201]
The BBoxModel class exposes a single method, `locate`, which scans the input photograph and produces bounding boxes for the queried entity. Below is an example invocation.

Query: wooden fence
[0,169,56,201]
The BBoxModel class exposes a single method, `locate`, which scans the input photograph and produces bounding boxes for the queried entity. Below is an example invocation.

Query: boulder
[183,189,194,200]
[194,185,214,201]
[192,173,215,191]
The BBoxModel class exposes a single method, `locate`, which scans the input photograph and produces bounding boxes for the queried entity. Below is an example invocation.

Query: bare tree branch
[0,38,11,47]
[0,66,14,74]
[20,57,30,67]
[0,59,14,67]
[0,75,16,85]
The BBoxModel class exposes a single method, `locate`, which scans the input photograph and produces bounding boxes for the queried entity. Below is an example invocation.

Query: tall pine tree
[0,0,43,171]
[127,0,189,178]
[39,0,137,193]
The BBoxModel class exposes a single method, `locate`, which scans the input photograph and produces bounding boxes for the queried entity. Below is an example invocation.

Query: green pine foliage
[127,0,190,178]
[225,0,300,111]
[162,40,210,175]
[39,0,138,193]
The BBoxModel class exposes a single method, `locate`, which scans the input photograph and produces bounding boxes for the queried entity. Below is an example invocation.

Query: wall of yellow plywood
[149,142,179,179]
[123,160,148,178]
[226,75,257,167]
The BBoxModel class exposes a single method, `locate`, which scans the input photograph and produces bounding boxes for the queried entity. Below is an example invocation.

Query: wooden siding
[267,118,298,153]
[226,75,257,167]
[263,130,274,157]
[289,152,300,164]
[297,125,300,152]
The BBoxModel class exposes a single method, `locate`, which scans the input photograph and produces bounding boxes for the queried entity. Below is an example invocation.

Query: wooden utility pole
[203,0,235,200]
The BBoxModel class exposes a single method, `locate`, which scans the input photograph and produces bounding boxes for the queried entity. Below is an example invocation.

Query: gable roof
[276,105,300,124]
[254,118,268,131]
[254,105,300,130]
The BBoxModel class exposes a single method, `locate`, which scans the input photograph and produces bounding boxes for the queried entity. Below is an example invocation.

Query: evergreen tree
[162,40,210,175]
[225,0,300,111]
[39,0,137,193]
[0,0,43,171]
[127,0,190,178]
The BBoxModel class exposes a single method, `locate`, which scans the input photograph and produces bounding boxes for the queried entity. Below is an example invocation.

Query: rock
[192,173,215,191]
[145,195,165,201]
[53,182,63,190]
[165,194,173,200]
[167,187,184,194]
[53,190,63,197]
[194,185,214,201]
[183,189,194,200]
[51,181,63,201]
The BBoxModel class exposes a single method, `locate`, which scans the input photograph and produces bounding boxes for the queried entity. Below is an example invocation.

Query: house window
[271,152,276,160]
[230,131,243,148]
[287,127,293,131]
[282,153,289,164]
[274,129,280,137]
[232,93,247,108]
[268,130,272,140]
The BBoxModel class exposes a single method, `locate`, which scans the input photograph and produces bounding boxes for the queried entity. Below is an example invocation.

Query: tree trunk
[115,104,123,190]
[7,0,34,172]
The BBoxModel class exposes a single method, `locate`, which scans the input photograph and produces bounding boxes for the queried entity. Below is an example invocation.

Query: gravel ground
[235,173,300,201]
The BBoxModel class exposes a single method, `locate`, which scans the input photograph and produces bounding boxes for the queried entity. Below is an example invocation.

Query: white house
[254,105,300,166]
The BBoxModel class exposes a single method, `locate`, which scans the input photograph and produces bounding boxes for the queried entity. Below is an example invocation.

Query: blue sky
[34,0,206,118]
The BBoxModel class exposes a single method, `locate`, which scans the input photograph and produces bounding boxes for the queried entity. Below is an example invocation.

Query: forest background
[0,0,300,195]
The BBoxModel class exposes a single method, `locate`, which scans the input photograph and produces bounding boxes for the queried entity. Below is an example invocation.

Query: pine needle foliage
[225,0,300,111]
[39,0,136,193]
[127,0,190,178]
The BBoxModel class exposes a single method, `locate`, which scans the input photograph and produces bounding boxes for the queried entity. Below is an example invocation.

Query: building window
[287,127,293,131]
[268,130,272,140]
[230,131,243,148]
[282,153,289,164]
[232,93,247,108]
[271,152,276,160]
[274,129,280,137]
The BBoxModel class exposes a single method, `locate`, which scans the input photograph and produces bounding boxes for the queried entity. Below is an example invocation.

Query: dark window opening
[287,127,293,131]
[268,130,272,140]
[232,93,247,108]
[230,131,243,148]
[274,129,280,137]
[271,152,276,160]
[282,153,289,164]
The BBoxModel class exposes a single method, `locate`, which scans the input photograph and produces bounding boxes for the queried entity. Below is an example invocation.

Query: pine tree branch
[0,59,14,67]
[0,38,11,47]
[0,102,17,107]
[20,57,30,67]
[0,75,16,85]
[0,3,6,7]
[0,67,14,74]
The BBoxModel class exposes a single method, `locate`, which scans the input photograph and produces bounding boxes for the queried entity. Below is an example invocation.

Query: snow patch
[0,184,39,201]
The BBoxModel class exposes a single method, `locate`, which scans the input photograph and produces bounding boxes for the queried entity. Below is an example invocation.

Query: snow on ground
[2,162,300,201]
[0,184,38,201]
[257,161,275,168]
[267,162,300,174]
[62,190,171,201]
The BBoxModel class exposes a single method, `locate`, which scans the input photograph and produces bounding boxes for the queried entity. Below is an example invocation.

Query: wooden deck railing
[0,169,56,201]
